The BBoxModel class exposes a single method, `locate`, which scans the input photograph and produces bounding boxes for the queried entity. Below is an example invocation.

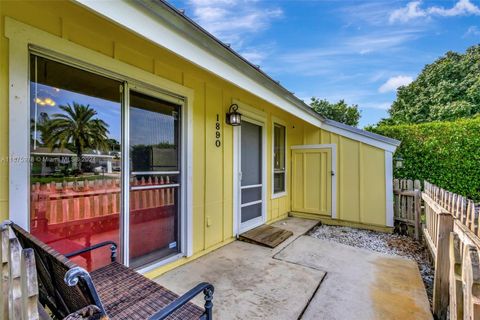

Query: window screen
[273,123,286,194]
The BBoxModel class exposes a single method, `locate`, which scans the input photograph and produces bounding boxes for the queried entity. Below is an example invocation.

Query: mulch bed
[309,224,434,307]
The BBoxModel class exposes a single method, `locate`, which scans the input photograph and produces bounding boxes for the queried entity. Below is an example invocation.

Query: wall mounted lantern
[226,103,242,126]
[394,156,404,168]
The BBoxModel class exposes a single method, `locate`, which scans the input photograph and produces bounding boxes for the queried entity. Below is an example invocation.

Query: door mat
[239,225,293,248]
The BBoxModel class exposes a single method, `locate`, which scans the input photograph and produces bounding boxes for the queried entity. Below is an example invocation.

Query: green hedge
[369,117,480,201]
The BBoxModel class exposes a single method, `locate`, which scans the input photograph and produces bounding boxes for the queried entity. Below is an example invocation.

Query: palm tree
[44,102,110,172]
[31,112,51,149]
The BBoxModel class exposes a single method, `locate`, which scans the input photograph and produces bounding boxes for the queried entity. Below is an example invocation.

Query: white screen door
[239,120,265,232]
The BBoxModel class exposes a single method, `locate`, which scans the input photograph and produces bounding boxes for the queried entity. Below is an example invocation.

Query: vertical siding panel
[320,130,330,144]
[222,93,233,240]
[339,137,360,222]
[272,199,279,221]
[184,75,206,253]
[204,84,223,248]
[304,126,320,144]
[360,144,387,225]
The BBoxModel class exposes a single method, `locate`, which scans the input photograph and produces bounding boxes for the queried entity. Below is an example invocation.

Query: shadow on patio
[154,217,432,320]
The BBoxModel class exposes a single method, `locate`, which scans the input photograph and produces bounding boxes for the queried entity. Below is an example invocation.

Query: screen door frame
[124,83,189,272]
[233,115,267,235]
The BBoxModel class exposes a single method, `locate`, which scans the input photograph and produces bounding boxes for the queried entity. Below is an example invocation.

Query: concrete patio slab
[154,217,322,320]
[155,240,325,320]
[274,236,433,320]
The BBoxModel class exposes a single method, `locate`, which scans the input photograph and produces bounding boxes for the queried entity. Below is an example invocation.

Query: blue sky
[30,83,176,146]
[169,0,480,128]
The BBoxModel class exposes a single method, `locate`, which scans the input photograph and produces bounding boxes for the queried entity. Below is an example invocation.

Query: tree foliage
[43,103,110,171]
[369,117,480,200]
[380,45,480,125]
[310,98,361,126]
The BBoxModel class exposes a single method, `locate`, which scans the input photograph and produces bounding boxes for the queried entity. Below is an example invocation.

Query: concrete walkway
[274,235,432,320]
[154,218,432,320]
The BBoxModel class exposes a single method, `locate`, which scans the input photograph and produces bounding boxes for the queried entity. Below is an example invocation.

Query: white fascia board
[321,122,399,152]
[74,0,323,128]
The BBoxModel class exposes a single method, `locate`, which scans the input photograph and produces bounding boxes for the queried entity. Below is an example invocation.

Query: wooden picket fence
[393,179,422,240]
[30,176,176,227]
[424,182,479,236]
[422,181,480,320]
[1,223,40,320]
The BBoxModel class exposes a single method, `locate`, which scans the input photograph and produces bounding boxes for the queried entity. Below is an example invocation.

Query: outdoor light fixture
[34,97,56,106]
[226,103,242,126]
[394,156,404,168]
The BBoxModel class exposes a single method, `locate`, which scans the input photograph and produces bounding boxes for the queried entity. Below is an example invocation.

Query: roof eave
[322,119,401,152]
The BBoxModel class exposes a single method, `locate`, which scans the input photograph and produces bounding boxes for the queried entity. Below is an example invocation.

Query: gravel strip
[309,224,434,307]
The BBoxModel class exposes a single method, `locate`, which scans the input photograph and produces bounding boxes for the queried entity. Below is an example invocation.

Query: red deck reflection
[31,178,176,271]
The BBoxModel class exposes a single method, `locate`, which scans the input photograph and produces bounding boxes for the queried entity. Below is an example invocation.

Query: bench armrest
[65,241,117,262]
[148,282,214,320]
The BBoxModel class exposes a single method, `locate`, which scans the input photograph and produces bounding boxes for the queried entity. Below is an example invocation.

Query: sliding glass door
[29,53,184,271]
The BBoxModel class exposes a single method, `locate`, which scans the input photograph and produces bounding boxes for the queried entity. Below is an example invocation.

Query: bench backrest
[7,222,98,319]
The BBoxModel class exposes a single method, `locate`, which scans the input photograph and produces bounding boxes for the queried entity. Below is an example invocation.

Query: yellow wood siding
[0,1,389,277]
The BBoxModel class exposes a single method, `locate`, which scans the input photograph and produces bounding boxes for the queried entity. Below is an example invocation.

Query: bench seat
[91,262,203,319]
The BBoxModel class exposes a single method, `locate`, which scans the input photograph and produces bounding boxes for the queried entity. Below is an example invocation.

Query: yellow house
[0,0,399,277]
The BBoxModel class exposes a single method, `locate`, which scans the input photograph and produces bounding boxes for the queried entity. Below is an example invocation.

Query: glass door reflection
[129,90,181,268]
[29,54,122,271]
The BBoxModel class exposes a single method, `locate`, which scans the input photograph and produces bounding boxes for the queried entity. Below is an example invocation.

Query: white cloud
[239,51,266,65]
[429,0,480,16]
[464,25,480,37]
[340,2,395,26]
[389,0,480,23]
[272,29,420,77]
[187,0,282,45]
[346,31,420,54]
[379,76,413,93]
[389,1,427,23]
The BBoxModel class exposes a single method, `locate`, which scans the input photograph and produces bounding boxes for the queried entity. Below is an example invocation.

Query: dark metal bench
[5,221,213,320]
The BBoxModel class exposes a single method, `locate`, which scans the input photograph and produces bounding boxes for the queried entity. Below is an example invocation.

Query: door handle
[331,171,335,176]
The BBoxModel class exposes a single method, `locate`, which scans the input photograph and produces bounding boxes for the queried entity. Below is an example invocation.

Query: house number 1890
[215,114,221,147]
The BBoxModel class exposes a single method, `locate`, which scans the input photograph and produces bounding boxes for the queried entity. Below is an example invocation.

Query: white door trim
[290,144,337,219]
[233,116,267,236]
[385,151,394,227]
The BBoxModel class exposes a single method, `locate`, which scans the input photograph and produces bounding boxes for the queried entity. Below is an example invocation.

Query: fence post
[414,189,421,240]
[462,244,480,320]
[433,211,454,319]
[449,232,463,320]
